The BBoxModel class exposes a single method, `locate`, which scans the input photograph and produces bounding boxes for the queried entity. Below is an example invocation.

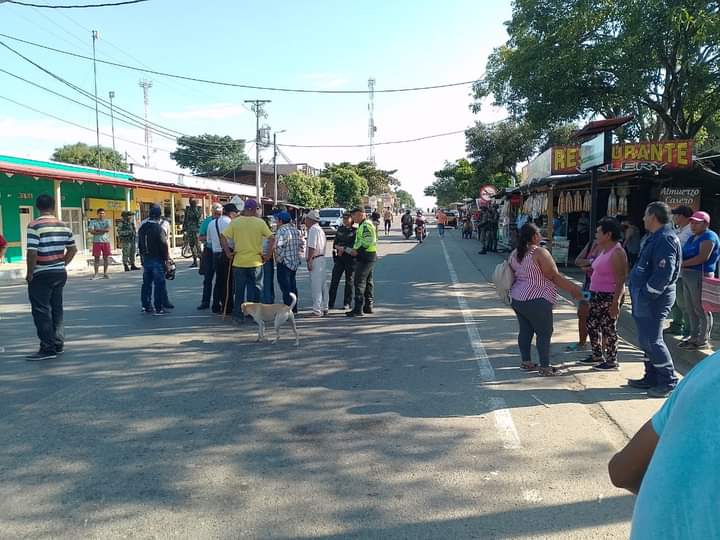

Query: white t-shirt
[206,216,232,253]
[307,223,326,256]
[676,223,693,246]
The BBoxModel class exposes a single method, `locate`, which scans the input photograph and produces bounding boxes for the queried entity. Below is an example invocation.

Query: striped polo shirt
[26,215,75,274]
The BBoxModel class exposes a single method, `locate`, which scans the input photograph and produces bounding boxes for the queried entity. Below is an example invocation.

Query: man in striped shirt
[25,194,77,361]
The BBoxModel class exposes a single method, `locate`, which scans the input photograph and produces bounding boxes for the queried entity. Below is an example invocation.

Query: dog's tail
[289,292,297,312]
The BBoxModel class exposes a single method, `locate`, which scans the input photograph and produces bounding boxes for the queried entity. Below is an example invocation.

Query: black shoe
[647,384,675,398]
[211,306,221,314]
[123,265,130,272]
[163,303,175,309]
[576,355,602,365]
[153,309,168,316]
[190,262,198,268]
[627,378,654,389]
[197,304,210,310]
[591,361,619,371]
[478,250,487,255]
[363,306,374,314]
[141,306,153,313]
[130,266,141,271]
[26,350,57,361]
[346,310,363,317]
[55,347,64,355]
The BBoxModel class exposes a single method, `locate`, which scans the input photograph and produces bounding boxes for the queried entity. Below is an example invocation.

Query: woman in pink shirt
[585,218,628,371]
[510,223,582,376]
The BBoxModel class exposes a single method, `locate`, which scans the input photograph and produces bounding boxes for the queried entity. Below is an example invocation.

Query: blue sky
[0,0,512,207]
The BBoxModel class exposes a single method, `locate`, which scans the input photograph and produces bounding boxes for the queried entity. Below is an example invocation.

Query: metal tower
[367,77,376,164]
[138,79,153,167]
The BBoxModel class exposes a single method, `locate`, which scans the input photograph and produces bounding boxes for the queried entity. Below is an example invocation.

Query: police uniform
[183,203,202,265]
[329,221,357,309]
[348,218,377,316]
[117,211,138,271]
[629,223,681,389]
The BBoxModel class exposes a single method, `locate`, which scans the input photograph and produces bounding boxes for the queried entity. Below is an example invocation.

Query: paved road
[1,227,658,539]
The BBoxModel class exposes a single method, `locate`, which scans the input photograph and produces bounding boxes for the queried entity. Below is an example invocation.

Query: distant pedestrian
[329,211,356,311]
[679,211,720,350]
[627,202,681,398]
[117,211,140,272]
[137,204,170,315]
[305,209,329,317]
[436,209,448,238]
[609,350,720,539]
[347,207,378,317]
[509,223,582,376]
[584,218,628,371]
[139,212,174,310]
[383,208,393,236]
[183,198,202,268]
[25,194,77,360]
[208,203,239,315]
[89,208,111,279]
[665,206,694,337]
[197,202,223,310]
[220,199,273,324]
[274,211,302,313]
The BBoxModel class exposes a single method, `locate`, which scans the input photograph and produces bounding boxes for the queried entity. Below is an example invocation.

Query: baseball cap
[223,203,239,214]
[149,204,162,218]
[671,205,694,218]
[276,211,291,223]
[244,199,258,210]
[689,211,710,224]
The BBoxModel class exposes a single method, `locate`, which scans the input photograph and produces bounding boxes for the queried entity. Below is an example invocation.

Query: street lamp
[108,91,116,153]
[273,129,287,204]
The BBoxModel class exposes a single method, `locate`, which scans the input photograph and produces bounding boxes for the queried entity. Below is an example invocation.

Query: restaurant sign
[551,140,693,175]
[660,187,701,211]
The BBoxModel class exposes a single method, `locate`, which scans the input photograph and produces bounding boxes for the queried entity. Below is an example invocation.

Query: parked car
[319,207,346,237]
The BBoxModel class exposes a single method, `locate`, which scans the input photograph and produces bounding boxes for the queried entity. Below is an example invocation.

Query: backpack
[493,251,515,305]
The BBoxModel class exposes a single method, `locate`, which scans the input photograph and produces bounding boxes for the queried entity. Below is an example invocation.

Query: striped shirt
[26,215,75,274]
[509,245,557,304]
[275,223,303,271]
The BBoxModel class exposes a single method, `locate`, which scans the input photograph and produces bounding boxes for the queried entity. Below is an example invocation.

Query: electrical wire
[5,0,148,8]
[278,130,468,148]
[0,32,483,94]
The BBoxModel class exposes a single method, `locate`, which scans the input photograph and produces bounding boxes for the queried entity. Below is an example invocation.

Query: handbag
[701,276,720,313]
[493,251,515,305]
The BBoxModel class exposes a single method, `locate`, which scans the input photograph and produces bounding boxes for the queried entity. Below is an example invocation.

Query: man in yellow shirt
[220,199,274,324]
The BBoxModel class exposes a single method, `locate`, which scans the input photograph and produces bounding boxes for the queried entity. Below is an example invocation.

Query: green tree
[51,142,128,171]
[321,165,368,207]
[170,134,249,175]
[394,189,416,209]
[424,159,474,207]
[466,120,537,186]
[474,0,720,140]
[322,162,398,196]
[282,172,335,208]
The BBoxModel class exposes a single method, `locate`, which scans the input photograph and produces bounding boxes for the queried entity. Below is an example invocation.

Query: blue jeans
[437,223,445,237]
[633,315,678,387]
[262,260,275,304]
[141,257,167,311]
[232,267,261,320]
[276,262,298,313]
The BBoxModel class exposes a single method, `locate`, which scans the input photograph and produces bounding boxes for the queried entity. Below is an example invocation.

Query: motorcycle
[401,222,413,239]
[415,222,427,243]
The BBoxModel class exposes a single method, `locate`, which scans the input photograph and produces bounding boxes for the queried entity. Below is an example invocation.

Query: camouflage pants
[186,231,200,258]
[121,242,136,267]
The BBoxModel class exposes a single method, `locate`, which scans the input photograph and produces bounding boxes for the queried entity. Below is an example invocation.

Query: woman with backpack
[508,223,582,376]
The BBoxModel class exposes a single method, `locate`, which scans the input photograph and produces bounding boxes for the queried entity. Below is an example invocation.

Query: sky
[0,0,512,209]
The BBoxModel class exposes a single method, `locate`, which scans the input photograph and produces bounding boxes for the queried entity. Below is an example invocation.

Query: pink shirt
[509,245,557,304]
[590,243,622,293]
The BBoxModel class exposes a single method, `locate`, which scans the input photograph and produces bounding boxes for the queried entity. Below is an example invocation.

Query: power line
[0,32,483,94]
[5,0,148,8]
[278,130,469,148]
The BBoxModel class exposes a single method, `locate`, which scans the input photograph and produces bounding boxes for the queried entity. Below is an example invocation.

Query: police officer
[183,198,202,268]
[347,207,377,317]
[627,201,681,398]
[117,210,140,271]
[329,211,357,311]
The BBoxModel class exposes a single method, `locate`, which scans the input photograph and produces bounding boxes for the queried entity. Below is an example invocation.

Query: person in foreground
[25,194,77,360]
[627,202,681,398]
[609,352,720,539]
[509,223,582,376]
[137,204,170,315]
[347,207,378,317]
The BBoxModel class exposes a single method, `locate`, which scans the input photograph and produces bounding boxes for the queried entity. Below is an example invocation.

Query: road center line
[441,238,522,450]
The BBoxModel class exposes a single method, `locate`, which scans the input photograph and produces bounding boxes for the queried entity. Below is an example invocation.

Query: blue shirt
[682,229,720,273]
[631,354,720,539]
[199,216,214,249]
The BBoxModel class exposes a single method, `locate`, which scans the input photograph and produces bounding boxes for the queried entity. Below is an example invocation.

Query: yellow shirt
[221,216,272,268]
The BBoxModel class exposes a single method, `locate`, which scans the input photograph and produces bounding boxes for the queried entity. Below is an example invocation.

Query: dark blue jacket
[629,224,681,318]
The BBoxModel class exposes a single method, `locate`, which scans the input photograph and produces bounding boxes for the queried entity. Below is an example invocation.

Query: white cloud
[160,103,247,120]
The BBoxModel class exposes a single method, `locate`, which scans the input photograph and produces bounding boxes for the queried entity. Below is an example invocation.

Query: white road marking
[441,239,522,450]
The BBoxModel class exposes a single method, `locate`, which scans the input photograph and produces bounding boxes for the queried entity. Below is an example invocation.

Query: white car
[319,208,346,237]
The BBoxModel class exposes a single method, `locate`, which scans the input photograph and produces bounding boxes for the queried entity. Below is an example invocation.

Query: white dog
[241,293,299,346]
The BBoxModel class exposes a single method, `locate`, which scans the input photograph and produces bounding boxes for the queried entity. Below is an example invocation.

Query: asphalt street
[0,225,662,539]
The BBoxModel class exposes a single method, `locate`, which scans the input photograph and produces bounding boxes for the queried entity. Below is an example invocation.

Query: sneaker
[627,378,654,389]
[55,347,64,355]
[647,384,675,398]
[678,340,698,349]
[363,306,374,314]
[592,361,620,371]
[153,309,168,316]
[346,310,363,318]
[343,304,351,311]
[576,355,602,365]
[26,350,57,361]
[141,307,153,313]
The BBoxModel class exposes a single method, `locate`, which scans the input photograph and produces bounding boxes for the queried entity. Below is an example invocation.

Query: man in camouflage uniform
[183,198,202,268]
[118,211,140,271]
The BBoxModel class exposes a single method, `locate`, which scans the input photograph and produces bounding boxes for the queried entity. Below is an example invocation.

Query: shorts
[92,242,111,258]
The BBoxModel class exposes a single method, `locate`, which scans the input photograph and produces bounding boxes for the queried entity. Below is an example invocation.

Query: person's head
[97,208,105,219]
[35,194,55,214]
[517,222,541,261]
[405,209,410,215]
[276,211,292,225]
[211,202,223,217]
[149,204,162,221]
[243,198,258,216]
[671,205,693,227]
[342,211,353,226]
[351,207,365,223]
[189,198,197,208]
[121,210,131,220]
[643,201,671,233]
[304,209,320,227]
[223,203,239,218]
[596,217,622,246]
[689,211,710,236]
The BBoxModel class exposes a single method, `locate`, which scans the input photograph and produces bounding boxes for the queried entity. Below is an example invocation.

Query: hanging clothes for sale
[574,191,583,213]
[607,188,618,216]
[582,190,591,213]
[565,191,573,213]
[557,192,565,215]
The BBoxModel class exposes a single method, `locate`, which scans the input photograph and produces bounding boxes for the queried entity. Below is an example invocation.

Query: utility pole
[368,77,376,164]
[273,129,286,204]
[108,91,116,154]
[139,79,153,167]
[91,30,101,169]
[244,99,271,208]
